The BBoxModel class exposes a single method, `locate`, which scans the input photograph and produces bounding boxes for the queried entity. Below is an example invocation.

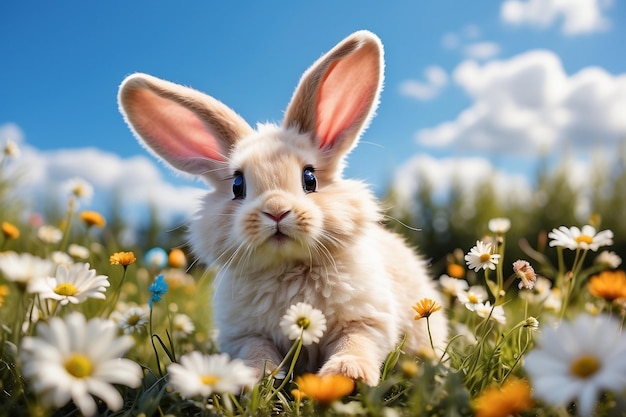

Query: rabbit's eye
[232,172,246,199]
[302,167,317,193]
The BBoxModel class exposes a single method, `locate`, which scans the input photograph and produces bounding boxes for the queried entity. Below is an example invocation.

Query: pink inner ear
[131,88,226,163]
[315,50,378,149]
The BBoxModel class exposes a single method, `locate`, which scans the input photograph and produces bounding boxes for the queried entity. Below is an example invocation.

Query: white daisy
[488,217,511,234]
[439,274,469,298]
[64,177,94,203]
[475,301,506,325]
[524,316,539,331]
[454,323,478,345]
[3,139,20,158]
[464,240,501,272]
[116,305,149,335]
[37,225,63,244]
[0,251,54,286]
[524,314,626,416]
[585,302,601,316]
[594,250,622,269]
[543,289,563,312]
[50,251,74,267]
[279,302,327,346]
[519,276,553,304]
[19,312,143,416]
[68,243,90,259]
[172,313,195,338]
[456,286,486,312]
[167,352,257,398]
[548,225,614,252]
[28,263,109,305]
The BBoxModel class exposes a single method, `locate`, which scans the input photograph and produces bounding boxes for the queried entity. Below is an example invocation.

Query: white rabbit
[118,30,448,386]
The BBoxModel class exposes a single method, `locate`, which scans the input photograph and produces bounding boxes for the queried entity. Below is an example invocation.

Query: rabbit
[118,30,448,386]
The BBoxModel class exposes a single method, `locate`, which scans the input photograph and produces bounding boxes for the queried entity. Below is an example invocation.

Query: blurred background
[2,0,625,270]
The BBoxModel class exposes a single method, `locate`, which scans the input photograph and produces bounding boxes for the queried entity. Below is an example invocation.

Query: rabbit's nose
[262,210,291,223]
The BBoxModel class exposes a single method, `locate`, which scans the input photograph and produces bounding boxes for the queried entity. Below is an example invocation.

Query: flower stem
[59,197,76,252]
[270,335,304,399]
[149,307,164,377]
[101,266,128,317]
[426,316,436,355]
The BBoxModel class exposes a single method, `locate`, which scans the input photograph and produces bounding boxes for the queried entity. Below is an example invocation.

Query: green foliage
[385,149,626,278]
[1,142,626,416]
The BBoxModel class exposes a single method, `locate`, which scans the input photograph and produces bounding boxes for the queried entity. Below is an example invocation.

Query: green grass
[1,145,626,416]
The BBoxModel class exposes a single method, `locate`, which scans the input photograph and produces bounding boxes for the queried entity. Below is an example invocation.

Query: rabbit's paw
[318,354,380,386]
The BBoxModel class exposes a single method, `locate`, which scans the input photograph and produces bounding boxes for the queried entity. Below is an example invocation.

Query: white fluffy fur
[118,31,448,386]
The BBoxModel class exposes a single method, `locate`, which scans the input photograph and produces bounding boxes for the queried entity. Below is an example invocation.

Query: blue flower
[144,247,168,269]
[148,274,169,308]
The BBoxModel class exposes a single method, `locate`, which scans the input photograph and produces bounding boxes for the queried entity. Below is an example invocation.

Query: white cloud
[501,0,612,35]
[463,24,482,40]
[464,42,501,60]
[5,142,206,227]
[392,153,533,211]
[441,24,500,61]
[417,50,626,154]
[390,150,616,225]
[441,32,460,50]
[399,66,448,101]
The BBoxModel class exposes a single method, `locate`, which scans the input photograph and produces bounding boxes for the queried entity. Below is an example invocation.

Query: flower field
[2,139,626,416]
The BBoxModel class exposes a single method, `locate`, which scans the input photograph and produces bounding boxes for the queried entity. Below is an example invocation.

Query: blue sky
[1,0,625,225]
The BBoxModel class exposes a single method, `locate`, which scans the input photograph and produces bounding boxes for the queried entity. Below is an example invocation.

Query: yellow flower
[292,373,354,405]
[447,263,465,279]
[168,248,187,268]
[110,251,136,267]
[400,359,419,378]
[473,378,534,417]
[0,285,9,307]
[79,211,106,228]
[163,269,195,290]
[2,221,20,239]
[588,270,626,303]
[412,298,442,320]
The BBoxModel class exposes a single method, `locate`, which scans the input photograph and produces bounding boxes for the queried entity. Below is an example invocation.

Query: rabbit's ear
[119,73,253,179]
[283,31,383,173]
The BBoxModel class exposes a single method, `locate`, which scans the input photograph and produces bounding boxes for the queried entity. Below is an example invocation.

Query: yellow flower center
[64,354,93,378]
[570,355,600,378]
[199,374,219,386]
[297,317,311,329]
[54,283,78,296]
[479,253,491,263]
[468,294,479,303]
[575,235,593,245]
[127,314,141,326]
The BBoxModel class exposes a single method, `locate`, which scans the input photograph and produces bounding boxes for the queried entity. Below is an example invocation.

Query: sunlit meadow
[2,138,626,416]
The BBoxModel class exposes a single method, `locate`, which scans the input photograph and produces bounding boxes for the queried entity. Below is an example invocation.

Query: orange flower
[2,221,20,239]
[412,298,442,320]
[292,373,354,405]
[447,263,465,279]
[79,211,106,228]
[473,378,534,417]
[0,285,9,307]
[110,251,136,267]
[168,248,187,268]
[588,270,626,303]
